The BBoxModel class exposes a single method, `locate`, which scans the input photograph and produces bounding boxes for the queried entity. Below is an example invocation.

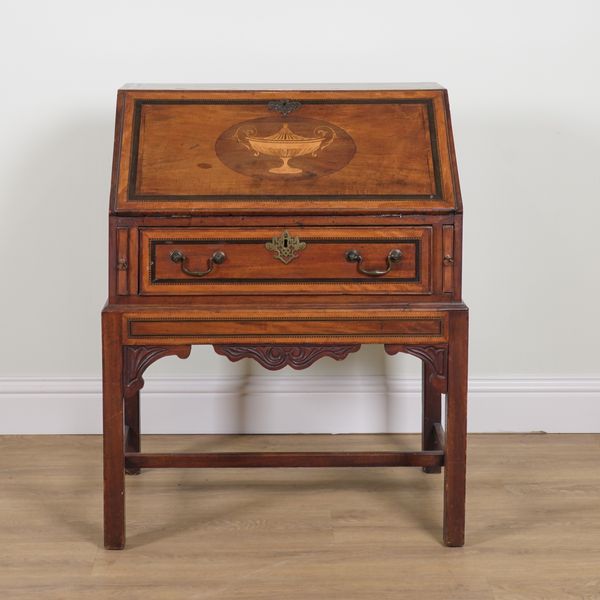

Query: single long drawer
[139,227,432,295]
[122,308,448,345]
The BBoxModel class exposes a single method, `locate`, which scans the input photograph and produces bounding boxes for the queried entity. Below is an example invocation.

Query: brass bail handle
[170,250,226,278]
[345,248,403,277]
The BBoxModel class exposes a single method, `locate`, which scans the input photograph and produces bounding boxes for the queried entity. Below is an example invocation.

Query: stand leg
[102,311,125,550]
[125,391,141,475]
[443,309,469,547]
[422,361,442,474]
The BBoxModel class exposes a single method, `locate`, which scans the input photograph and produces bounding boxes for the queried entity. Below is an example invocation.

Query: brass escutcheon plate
[265,231,306,264]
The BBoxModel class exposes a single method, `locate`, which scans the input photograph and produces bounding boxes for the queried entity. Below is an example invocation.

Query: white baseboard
[1,375,599,434]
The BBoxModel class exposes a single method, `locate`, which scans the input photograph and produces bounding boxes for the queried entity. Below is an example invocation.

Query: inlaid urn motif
[215,116,356,181]
[234,123,336,175]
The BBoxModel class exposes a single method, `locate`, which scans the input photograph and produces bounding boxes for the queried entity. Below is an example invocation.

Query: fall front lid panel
[112,90,459,213]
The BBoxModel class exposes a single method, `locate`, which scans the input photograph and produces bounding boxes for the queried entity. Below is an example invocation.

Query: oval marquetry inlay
[215,116,356,181]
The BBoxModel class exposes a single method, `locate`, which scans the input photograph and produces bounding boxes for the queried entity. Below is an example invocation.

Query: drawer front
[122,309,448,345]
[113,89,459,214]
[139,227,432,295]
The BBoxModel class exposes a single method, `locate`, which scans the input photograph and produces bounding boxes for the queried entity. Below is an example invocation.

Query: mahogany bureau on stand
[102,84,468,549]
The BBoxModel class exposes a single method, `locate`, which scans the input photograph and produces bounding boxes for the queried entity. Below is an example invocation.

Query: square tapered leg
[102,311,125,550]
[443,309,469,547]
[422,361,442,474]
[124,391,141,475]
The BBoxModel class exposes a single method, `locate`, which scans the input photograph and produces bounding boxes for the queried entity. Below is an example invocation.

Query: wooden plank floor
[1,433,599,599]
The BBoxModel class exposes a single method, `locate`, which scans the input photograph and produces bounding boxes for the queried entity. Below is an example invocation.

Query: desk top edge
[119,82,447,91]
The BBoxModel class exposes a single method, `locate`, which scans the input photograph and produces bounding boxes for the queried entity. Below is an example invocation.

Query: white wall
[1,0,599,433]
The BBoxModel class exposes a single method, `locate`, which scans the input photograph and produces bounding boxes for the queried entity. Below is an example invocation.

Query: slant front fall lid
[111,87,461,215]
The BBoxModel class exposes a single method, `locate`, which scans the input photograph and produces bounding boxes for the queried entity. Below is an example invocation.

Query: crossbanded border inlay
[127,98,442,202]
[125,315,446,341]
[148,238,422,286]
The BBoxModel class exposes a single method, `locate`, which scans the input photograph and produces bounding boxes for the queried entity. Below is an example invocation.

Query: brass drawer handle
[170,250,226,277]
[345,248,403,277]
